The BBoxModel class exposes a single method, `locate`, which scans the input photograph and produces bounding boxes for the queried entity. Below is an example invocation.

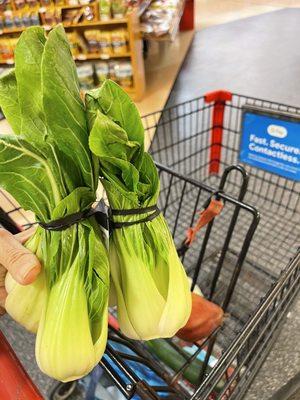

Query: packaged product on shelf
[82,5,96,22]
[95,61,109,83]
[62,9,81,24]
[141,0,181,37]
[66,31,79,56]
[22,12,31,26]
[30,11,40,25]
[3,10,14,29]
[84,29,99,52]
[0,40,6,62]
[108,60,117,80]
[115,60,133,87]
[65,0,79,5]
[111,0,127,18]
[0,16,4,30]
[0,38,12,62]
[76,31,88,54]
[98,30,111,56]
[27,0,39,8]
[79,0,93,4]
[77,63,95,89]
[42,9,57,26]
[14,0,26,9]
[9,37,18,52]
[40,0,52,6]
[111,28,128,54]
[99,0,111,20]
[14,13,23,27]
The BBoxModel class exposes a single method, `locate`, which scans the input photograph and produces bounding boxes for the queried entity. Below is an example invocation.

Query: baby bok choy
[0,26,109,382]
[85,80,192,340]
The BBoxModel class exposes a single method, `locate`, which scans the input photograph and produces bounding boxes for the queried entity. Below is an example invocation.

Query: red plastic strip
[180,0,194,31]
[205,90,233,174]
[0,330,43,400]
[185,198,224,246]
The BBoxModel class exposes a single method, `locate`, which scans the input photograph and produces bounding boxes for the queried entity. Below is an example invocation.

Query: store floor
[195,0,300,29]
[167,7,300,107]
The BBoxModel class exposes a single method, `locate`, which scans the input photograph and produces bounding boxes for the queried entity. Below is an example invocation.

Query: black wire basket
[0,90,299,400]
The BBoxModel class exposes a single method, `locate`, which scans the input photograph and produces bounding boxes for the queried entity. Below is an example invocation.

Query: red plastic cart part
[204,90,233,174]
[185,198,224,246]
[180,0,194,31]
[0,330,43,400]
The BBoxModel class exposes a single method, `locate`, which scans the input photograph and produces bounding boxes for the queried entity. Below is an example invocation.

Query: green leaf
[0,135,60,220]
[0,69,21,135]
[14,26,47,144]
[42,25,96,191]
[86,80,144,146]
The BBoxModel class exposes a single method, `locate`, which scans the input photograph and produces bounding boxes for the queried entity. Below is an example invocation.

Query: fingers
[0,229,41,285]
[0,286,7,309]
[15,226,37,244]
[0,265,7,310]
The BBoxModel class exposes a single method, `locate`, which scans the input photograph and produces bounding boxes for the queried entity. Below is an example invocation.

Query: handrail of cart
[155,162,260,221]
[191,250,300,400]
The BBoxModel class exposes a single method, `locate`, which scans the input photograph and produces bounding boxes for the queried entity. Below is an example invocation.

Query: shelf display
[0,0,129,32]
[140,0,184,40]
[76,59,133,89]
[0,1,145,99]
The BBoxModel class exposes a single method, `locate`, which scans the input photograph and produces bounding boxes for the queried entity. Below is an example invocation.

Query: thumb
[0,229,41,285]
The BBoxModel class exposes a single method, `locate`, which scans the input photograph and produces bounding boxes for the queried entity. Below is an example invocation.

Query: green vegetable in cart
[0,25,109,382]
[145,339,225,391]
[85,80,192,340]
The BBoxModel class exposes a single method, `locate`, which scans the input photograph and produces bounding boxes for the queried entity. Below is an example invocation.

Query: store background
[0,1,299,399]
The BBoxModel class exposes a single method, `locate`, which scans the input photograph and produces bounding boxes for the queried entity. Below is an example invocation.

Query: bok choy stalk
[0,26,109,382]
[85,80,192,340]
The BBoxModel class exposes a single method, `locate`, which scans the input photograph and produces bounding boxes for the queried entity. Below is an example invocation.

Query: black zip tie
[109,205,160,229]
[37,200,109,231]
[38,209,97,231]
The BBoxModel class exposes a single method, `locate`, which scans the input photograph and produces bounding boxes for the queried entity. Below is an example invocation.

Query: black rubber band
[110,205,158,216]
[38,208,97,231]
[109,205,160,229]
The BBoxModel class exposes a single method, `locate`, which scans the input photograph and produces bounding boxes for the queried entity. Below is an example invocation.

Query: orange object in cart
[0,330,43,400]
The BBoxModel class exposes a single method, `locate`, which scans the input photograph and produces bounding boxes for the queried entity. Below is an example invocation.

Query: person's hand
[0,227,41,315]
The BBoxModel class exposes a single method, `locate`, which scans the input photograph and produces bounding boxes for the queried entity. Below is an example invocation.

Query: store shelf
[0,18,128,36]
[0,9,145,100]
[75,51,131,60]
[0,27,26,35]
[0,51,131,65]
[64,18,128,28]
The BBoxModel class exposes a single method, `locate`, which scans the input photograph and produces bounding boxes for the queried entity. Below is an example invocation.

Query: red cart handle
[0,330,43,400]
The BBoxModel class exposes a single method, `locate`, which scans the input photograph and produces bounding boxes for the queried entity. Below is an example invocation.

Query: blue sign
[240,108,300,181]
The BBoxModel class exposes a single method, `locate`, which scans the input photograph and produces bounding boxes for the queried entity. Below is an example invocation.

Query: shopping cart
[0,90,299,400]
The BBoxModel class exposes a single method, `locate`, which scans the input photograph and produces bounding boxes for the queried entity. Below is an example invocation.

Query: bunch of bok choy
[0,25,109,382]
[85,80,192,340]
